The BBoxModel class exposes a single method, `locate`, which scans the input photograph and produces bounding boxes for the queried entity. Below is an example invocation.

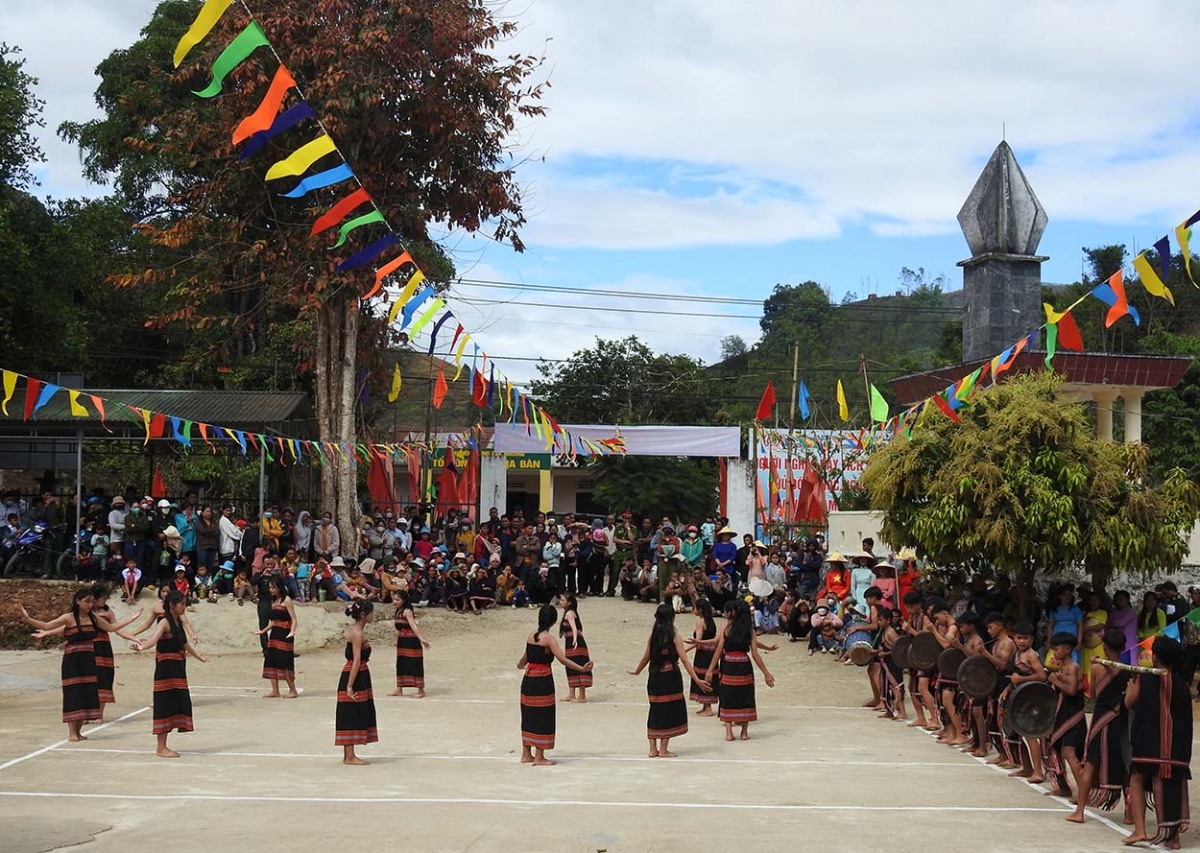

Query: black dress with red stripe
[646,645,688,739]
[395,610,425,689]
[261,602,295,681]
[335,640,378,746]
[564,629,592,689]
[93,605,116,705]
[1083,666,1130,810]
[690,623,718,705]
[62,617,102,724]
[152,623,193,734]
[718,636,757,723]
[520,642,556,750]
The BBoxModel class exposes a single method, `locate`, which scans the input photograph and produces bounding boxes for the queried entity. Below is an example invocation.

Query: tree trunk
[313,296,360,556]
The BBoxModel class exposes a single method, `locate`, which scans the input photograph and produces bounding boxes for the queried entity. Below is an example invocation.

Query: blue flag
[798,380,811,420]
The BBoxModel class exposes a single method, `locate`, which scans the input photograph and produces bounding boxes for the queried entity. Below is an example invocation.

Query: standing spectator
[194,505,219,572]
[542,532,563,590]
[261,506,284,551]
[681,526,705,570]
[107,496,128,558]
[635,517,654,566]
[175,504,197,566]
[795,539,824,601]
[293,510,314,562]
[217,505,243,566]
[734,534,754,586]
[124,501,152,577]
[37,490,64,574]
[514,524,542,585]
[314,511,340,560]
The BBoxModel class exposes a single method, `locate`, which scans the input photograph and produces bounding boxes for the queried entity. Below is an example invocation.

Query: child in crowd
[512,580,530,608]
[233,568,252,606]
[171,565,192,605]
[754,593,782,634]
[121,558,142,602]
[495,565,518,605]
[194,564,214,602]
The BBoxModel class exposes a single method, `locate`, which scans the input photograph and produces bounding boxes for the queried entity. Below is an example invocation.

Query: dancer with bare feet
[981,613,1016,767]
[559,592,591,703]
[131,591,208,758]
[251,575,298,698]
[688,598,719,717]
[335,601,377,765]
[518,605,593,766]
[929,604,965,745]
[876,605,907,721]
[1068,629,1131,824]
[954,615,987,755]
[1044,633,1086,799]
[21,587,138,743]
[629,603,711,757]
[706,600,775,742]
[1122,636,1192,849]
[1006,622,1047,783]
[389,589,430,697]
[902,592,936,731]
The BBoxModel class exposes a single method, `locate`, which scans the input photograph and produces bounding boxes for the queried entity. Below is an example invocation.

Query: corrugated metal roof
[0,389,313,433]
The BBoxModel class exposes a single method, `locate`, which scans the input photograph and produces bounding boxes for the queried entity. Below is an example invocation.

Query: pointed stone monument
[956,141,1049,361]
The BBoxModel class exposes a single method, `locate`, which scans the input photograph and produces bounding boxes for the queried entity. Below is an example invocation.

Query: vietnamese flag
[755,381,776,421]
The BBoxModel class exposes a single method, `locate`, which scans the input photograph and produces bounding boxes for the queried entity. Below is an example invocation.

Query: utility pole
[785,341,799,541]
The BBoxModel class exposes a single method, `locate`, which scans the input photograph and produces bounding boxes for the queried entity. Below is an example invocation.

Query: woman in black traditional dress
[705,600,776,742]
[388,589,430,698]
[687,598,719,716]
[1124,636,1193,849]
[32,583,142,722]
[21,587,137,742]
[132,590,208,758]
[336,600,378,765]
[629,603,710,757]
[250,576,298,698]
[517,604,593,766]
[559,592,592,703]
[1068,628,1131,823]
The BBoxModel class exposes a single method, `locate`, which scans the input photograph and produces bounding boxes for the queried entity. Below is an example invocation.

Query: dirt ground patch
[0,581,77,650]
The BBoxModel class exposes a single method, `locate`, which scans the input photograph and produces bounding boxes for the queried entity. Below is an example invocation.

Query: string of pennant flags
[755,208,1200,440]
[170,0,625,459]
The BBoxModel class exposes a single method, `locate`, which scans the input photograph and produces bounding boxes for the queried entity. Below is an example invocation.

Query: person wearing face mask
[367,521,393,562]
[681,526,705,570]
[315,512,340,560]
[261,506,284,550]
[124,500,152,577]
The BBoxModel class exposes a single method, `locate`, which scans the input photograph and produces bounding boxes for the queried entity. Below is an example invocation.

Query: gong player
[980,612,1016,767]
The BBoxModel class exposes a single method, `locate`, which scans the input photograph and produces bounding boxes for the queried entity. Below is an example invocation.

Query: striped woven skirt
[647,661,688,739]
[396,629,425,689]
[565,634,592,689]
[690,643,718,704]
[718,651,757,723]
[262,621,295,681]
[62,631,101,724]
[520,664,556,749]
[335,661,378,746]
[93,632,115,705]
[152,650,193,734]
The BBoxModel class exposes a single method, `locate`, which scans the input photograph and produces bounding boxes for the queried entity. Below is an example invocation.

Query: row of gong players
[841,589,1192,848]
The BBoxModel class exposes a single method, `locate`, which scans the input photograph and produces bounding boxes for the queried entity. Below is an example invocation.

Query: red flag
[755,381,776,421]
[432,364,448,410]
[151,468,167,499]
[150,412,167,439]
[471,370,488,407]
[931,393,962,423]
[1057,312,1084,352]
[22,378,41,422]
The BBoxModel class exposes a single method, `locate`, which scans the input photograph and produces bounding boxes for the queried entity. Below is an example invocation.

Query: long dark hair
[89,583,110,613]
[1138,592,1160,630]
[345,600,374,621]
[268,576,287,602]
[163,590,186,645]
[71,587,93,627]
[725,599,753,649]
[559,592,581,636]
[393,588,412,615]
[650,603,676,665]
[695,597,716,638]
[534,604,557,641]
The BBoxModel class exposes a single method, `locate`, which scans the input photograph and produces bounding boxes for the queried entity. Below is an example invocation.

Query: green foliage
[589,456,718,522]
[529,336,721,426]
[861,372,1200,586]
[0,44,45,190]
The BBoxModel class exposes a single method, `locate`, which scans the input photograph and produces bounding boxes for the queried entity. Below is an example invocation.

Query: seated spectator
[379,558,404,602]
[233,568,253,605]
[120,558,142,602]
[468,565,495,614]
[754,593,782,634]
[529,563,557,605]
[445,567,470,612]
[706,569,734,610]
[617,557,639,601]
[214,559,236,596]
[194,564,214,603]
[635,559,659,602]
[495,565,518,605]
[811,604,843,654]
[788,597,813,643]
[512,580,530,608]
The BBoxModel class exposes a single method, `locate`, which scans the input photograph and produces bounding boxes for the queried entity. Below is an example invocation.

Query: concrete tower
[956,142,1048,362]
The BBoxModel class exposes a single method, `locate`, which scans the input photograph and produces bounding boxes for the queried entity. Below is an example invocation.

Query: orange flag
[432,364,448,410]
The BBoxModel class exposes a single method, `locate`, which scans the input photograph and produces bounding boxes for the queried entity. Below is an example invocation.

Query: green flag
[869,383,889,423]
[1044,323,1058,371]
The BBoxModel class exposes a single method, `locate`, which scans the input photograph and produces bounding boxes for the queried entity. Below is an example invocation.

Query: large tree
[63,0,545,543]
[861,372,1200,592]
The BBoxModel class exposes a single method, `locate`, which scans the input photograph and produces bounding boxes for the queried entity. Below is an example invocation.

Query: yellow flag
[265,135,337,181]
[407,298,444,337]
[451,334,470,381]
[1043,302,1066,325]
[0,371,16,416]
[541,409,555,451]
[1177,223,1196,286]
[173,0,234,66]
[387,364,402,403]
[1132,252,1175,305]
[836,380,849,422]
[386,272,424,326]
[68,390,88,417]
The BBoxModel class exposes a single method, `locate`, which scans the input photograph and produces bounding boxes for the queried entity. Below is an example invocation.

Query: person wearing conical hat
[712,526,737,580]
[818,553,851,602]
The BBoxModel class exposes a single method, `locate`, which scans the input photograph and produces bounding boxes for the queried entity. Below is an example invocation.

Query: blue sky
[6,0,1200,385]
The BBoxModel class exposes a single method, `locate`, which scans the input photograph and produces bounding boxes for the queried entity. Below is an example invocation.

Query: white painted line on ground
[46,747,989,768]
[0,790,1071,812]
[0,707,150,772]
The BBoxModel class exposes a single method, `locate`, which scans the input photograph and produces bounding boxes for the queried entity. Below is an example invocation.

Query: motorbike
[2,521,73,578]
